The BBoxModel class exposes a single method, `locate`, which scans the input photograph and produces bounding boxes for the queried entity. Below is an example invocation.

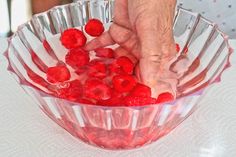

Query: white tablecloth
[1,37,236,157]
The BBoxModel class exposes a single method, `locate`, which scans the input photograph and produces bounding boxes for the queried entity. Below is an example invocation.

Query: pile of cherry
[45,19,176,106]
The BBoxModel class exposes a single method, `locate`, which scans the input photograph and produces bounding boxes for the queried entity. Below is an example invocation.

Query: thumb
[138,37,177,97]
[136,17,177,97]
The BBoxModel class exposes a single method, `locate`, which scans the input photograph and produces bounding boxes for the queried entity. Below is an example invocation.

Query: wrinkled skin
[85,0,177,97]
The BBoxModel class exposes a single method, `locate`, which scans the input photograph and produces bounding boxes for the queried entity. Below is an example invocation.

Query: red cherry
[156,92,174,104]
[123,96,157,106]
[176,43,180,53]
[112,74,137,93]
[109,56,134,75]
[46,65,71,83]
[97,90,123,106]
[130,83,151,97]
[84,78,111,101]
[60,28,87,49]
[88,60,107,79]
[75,66,88,75]
[65,48,90,69]
[94,47,114,58]
[57,80,83,101]
[85,19,104,37]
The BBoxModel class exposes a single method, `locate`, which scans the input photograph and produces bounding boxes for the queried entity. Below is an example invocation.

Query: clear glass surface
[3,1,231,150]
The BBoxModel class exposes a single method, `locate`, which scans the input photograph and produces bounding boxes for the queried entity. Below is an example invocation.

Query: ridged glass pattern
[3,1,232,150]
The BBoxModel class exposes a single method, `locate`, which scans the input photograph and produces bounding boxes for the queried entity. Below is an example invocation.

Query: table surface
[1,37,236,157]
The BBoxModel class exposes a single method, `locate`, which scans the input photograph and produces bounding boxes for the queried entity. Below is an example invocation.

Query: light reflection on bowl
[4,1,232,150]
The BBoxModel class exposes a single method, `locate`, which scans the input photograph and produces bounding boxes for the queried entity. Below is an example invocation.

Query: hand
[85,0,177,97]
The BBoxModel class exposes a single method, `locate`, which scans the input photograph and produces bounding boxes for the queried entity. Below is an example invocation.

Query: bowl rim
[3,1,233,109]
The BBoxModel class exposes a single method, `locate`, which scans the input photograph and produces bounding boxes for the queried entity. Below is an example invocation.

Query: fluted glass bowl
[4,1,232,150]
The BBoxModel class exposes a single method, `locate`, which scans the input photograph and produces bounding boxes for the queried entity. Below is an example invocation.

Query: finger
[109,23,139,58]
[85,23,137,51]
[135,14,176,95]
[139,50,178,98]
[84,31,115,51]
[134,64,142,82]
[139,58,177,98]
[139,57,161,85]
[113,0,131,28]
[134,0,176,59]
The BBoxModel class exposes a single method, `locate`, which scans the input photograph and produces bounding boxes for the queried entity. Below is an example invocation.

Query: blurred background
[1,0,236,38]
[0,0,72,37]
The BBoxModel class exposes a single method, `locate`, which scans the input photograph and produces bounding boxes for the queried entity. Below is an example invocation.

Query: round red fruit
[94,47,114,58]
[46,65,71,83]
[65,48,90,69]
[109,56,134,75]
[60,28,87,49]
[112,74,137,93]
[176,43,180,53]
[156,92,174,104]
[84,78,111,101]
[57,80,83,101]
[88,60,107,79]
[130,83,151,97]
[85,19,104,37]
[97,90,123,106]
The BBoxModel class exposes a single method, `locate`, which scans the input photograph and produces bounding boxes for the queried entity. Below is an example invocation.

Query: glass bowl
[4,1,232,150]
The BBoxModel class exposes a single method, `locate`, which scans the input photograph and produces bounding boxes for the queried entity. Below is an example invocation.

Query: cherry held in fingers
[85,19,105,37]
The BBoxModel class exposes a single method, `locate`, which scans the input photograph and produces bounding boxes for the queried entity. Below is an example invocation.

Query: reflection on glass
[0,0,10,36]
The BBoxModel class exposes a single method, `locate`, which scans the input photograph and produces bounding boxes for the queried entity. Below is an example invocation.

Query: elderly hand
[85,0,177,97]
